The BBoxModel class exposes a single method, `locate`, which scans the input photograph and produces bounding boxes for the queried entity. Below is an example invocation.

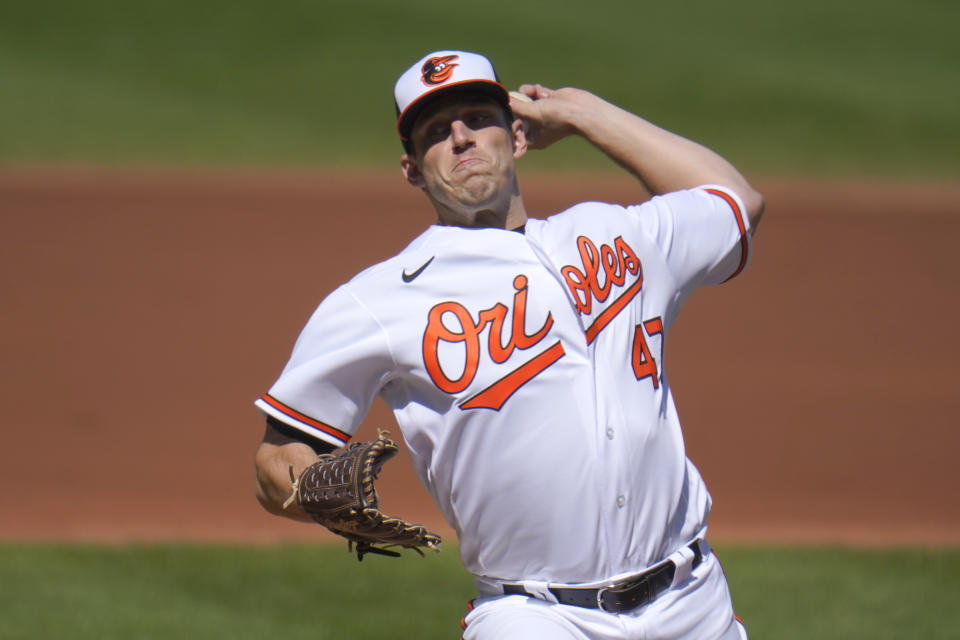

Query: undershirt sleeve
[264,415,337,454]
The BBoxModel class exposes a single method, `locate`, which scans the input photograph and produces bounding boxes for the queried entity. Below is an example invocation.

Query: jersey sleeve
[629,185,751,288]
[254,285,394,449]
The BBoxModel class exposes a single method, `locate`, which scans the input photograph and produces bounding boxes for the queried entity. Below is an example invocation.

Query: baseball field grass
[2,0,958,176]
[1,543,958,639]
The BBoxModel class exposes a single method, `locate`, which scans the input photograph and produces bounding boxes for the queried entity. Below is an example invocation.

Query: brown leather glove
[284,430,442,560]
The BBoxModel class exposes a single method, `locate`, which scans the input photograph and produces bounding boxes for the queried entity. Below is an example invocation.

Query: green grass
[0,543,475,640]
[722,546,960,639]
[1,0,958,176]
[1,543,958,639]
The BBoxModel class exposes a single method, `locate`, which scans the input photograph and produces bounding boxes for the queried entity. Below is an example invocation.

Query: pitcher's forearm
[512,86,764,229]
[254,439,318,522]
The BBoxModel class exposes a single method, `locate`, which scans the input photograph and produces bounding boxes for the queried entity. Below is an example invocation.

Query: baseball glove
[282,430,442,561]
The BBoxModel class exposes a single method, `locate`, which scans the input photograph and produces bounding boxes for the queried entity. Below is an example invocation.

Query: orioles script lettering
[561,235,643,345]
[422,275,564,411]
[561,235,641,315]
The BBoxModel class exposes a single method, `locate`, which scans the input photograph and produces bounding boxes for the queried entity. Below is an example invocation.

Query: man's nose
[450,120,475,148]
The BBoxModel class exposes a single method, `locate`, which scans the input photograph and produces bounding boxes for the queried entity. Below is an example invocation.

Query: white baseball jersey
[256,185,750,586]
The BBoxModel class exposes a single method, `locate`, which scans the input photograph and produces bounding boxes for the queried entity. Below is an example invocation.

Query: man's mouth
[454,157,486,173]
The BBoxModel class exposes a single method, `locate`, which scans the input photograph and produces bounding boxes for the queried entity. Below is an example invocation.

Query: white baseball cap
[394,50,510,143]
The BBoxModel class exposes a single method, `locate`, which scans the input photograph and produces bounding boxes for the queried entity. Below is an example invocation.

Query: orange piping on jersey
[584,275,643,345]
[459,340,565,410]
[258,394,349,443]
[704,188,749,282]
[460,598,476,633]
[734,613,747,633]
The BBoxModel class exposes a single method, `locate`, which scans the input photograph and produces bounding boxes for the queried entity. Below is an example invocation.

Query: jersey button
[616,495,626,508]
[606,427,615,440]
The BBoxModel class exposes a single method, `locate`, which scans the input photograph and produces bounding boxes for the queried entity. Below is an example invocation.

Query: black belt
[502,540,703,614]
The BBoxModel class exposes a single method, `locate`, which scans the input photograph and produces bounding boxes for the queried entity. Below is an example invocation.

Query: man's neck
[434,194,528,230]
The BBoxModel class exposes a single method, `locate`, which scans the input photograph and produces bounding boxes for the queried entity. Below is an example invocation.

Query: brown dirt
[2,168,958,547]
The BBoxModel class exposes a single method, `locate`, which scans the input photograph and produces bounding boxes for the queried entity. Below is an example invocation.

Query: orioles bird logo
[421,55,459,86]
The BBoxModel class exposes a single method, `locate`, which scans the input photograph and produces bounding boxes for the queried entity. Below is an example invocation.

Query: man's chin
[453,179,501,209]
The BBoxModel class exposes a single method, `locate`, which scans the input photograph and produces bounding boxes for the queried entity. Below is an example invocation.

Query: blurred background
[2,0,957,176]
[1,0,958,637]
[3,0,959,544]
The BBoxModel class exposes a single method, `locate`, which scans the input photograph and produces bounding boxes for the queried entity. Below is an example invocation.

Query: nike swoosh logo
[402,256,435,283]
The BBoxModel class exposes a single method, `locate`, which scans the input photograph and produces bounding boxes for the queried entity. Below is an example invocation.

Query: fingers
[508,85,583,150]
[517,83,554,100]
[509,84,553,113]
[508,85,544,128]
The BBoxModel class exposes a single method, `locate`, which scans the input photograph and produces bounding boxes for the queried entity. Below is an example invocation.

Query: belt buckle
[595,578,640,613]
[595,584,614,612]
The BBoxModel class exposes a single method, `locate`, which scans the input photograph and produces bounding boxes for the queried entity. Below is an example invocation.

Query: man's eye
[466,113,491,127]
[426,124,449,140]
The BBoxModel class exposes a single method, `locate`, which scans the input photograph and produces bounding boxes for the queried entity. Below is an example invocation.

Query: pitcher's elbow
[744,187,765,234]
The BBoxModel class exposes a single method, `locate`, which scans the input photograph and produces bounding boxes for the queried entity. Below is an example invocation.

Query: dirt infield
[2,168,958,547]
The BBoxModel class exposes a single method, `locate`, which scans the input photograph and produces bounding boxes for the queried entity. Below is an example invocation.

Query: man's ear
[511,118,528,160]
[401,154,426,188]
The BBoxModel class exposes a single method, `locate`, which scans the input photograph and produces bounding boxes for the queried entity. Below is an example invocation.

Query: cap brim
[397,80,510,141]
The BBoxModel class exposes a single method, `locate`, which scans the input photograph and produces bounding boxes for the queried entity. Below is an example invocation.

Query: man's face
[403,94,526,224]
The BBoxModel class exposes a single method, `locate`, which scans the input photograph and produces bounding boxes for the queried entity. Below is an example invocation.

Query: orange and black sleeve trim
[704,187,750,282]
[255,393,350,449]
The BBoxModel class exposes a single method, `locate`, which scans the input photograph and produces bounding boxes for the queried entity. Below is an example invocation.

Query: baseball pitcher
[253,50,764,639]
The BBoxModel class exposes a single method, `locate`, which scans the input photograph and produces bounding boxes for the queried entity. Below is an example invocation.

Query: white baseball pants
[461,548,747,640]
